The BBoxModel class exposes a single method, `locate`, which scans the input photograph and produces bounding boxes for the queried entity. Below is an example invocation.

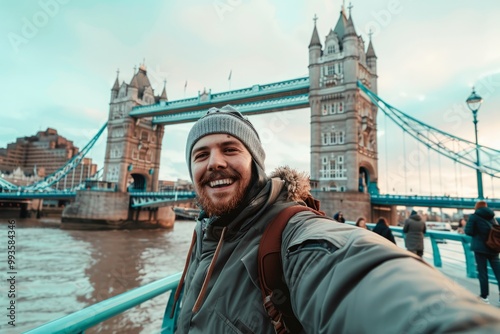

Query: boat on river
[173,206,199,220]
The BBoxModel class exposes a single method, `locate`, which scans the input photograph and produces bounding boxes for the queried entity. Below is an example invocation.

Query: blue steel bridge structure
[1,78,500,210]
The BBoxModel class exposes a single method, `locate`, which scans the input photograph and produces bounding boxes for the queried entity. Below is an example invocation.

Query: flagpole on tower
[184,80,187,97]
[228,69,232,90]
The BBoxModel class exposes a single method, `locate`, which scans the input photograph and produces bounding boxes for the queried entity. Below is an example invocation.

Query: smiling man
[190,133,253,216]
[174,105,500,334]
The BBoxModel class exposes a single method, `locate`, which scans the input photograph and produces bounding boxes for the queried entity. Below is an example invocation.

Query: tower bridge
[3,8,500,226]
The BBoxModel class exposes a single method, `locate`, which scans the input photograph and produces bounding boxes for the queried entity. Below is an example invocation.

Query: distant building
[158,179,193,192]
[0,128,98,189]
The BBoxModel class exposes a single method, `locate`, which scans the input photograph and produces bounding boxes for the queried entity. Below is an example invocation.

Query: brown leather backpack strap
[258,205,320,334]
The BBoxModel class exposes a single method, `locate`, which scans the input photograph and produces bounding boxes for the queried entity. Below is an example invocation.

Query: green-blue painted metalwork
[25,272,181,334]
[371,193,500,210]
[357,80,500,178]
[152,93,310,125]
[130,77,310,118]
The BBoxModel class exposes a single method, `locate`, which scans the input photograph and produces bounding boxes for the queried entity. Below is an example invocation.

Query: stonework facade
[308,9,380,222]
[103,64,167,193]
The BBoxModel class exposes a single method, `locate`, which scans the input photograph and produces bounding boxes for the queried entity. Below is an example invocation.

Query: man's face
[191,134,253,216]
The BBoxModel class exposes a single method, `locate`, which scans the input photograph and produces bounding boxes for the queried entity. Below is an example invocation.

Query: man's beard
[195,169,249,217]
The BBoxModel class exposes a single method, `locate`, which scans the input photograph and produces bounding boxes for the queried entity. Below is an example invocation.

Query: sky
[1,0,500,198]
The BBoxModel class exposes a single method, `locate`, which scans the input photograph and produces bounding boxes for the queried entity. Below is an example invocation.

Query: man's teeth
[209,179,233,188]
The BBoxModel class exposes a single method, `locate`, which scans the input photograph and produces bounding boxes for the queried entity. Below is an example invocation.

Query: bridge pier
[61,190,175,229]
[371,204,398,226]
[315,191,372,222]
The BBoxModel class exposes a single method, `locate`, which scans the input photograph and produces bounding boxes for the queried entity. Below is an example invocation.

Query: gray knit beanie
[186,105,265,179]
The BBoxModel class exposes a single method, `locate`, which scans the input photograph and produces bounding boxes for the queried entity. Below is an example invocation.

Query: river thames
[0,218,196,334]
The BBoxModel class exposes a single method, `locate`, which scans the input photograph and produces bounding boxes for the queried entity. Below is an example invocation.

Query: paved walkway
[394,236,500,307]
[428,257,500,307]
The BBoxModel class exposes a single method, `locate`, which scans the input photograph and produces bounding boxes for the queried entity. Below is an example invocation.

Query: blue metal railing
[25,273,182,334]
[369,194,500,210]
[26,229,491,333]
[371,224,487,280]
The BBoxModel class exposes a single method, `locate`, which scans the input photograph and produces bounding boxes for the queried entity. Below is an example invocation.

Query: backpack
[257,196,325,334]
[485,220,500,252]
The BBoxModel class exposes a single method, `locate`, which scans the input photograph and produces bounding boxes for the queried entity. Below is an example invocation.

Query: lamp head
[466,88,483,113]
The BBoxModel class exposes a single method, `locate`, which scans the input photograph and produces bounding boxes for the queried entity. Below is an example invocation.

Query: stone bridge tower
[308,8,382,222]
[62,64,175,229]
[104,64,166,192]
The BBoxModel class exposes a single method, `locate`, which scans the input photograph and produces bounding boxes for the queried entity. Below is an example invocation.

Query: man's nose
[207,150,227,171]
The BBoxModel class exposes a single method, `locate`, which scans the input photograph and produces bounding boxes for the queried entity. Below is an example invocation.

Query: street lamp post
[466,87,484,199]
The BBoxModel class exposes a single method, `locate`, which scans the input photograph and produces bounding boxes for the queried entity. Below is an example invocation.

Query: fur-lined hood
[269,166,312,203]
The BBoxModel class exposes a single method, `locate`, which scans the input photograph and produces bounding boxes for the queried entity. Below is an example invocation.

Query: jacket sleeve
[464,216,475,236]
[387,229,396,244]
[403,220,409,233]
[282,213,500,334]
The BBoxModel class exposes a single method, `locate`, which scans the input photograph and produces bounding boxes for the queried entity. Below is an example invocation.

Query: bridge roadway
[0,190,197,208]
[129,76,311,123]
[370,194,500,210]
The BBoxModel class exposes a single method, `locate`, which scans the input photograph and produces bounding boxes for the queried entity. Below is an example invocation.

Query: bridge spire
[160,79,168,102]
[112,68,120,91]
[309,14,322,48]
[347,2,353,18]
[344,5,357,37]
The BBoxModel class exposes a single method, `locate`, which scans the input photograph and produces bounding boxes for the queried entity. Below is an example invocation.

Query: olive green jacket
[176,167,500,333]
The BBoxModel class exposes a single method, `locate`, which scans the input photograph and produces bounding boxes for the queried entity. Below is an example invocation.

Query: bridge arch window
[337,63,344,75]
[320,155,346,180]
[327,65,335,76]
[336,101,344,113]
[327,45,335,54]
[140,131,149,142]
[321,133,330,145]
[322,104,328,115]
[330,132,337,145]
[132,149,139,160]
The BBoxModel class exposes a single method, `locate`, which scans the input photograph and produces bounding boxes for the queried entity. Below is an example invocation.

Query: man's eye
[194,153,208,160]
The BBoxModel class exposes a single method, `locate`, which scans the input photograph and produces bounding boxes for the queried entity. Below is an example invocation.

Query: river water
[0,217,196,334]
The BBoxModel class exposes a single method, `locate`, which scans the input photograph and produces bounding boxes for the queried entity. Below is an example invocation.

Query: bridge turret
[111,70,120,100]
[366,39,378,94]
[159,81,168,103]
[128,68,139,99]
[341,12,359,84]
[308,15,322,91]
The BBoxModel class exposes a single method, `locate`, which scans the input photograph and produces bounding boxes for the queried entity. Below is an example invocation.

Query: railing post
[460,236,477,278]
[161,288,182,333]
[429,235,442,267]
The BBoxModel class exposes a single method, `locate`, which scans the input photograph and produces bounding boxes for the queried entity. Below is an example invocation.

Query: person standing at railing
[465,200,500,304]
[372,217,396,244]
[403,210,426,257]
[174,105,500,334]
[333,211,346,223]
[356,216,368,229]
[457,217,467,234]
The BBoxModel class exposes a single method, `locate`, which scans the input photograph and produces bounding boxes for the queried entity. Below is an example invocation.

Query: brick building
[0,128,98,189]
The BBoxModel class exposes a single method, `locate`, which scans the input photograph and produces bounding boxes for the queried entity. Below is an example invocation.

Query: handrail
[25,272,182,334]
[366,224,482,279]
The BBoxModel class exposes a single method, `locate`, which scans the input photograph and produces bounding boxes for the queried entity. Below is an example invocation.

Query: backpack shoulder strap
[257,205,323,334]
